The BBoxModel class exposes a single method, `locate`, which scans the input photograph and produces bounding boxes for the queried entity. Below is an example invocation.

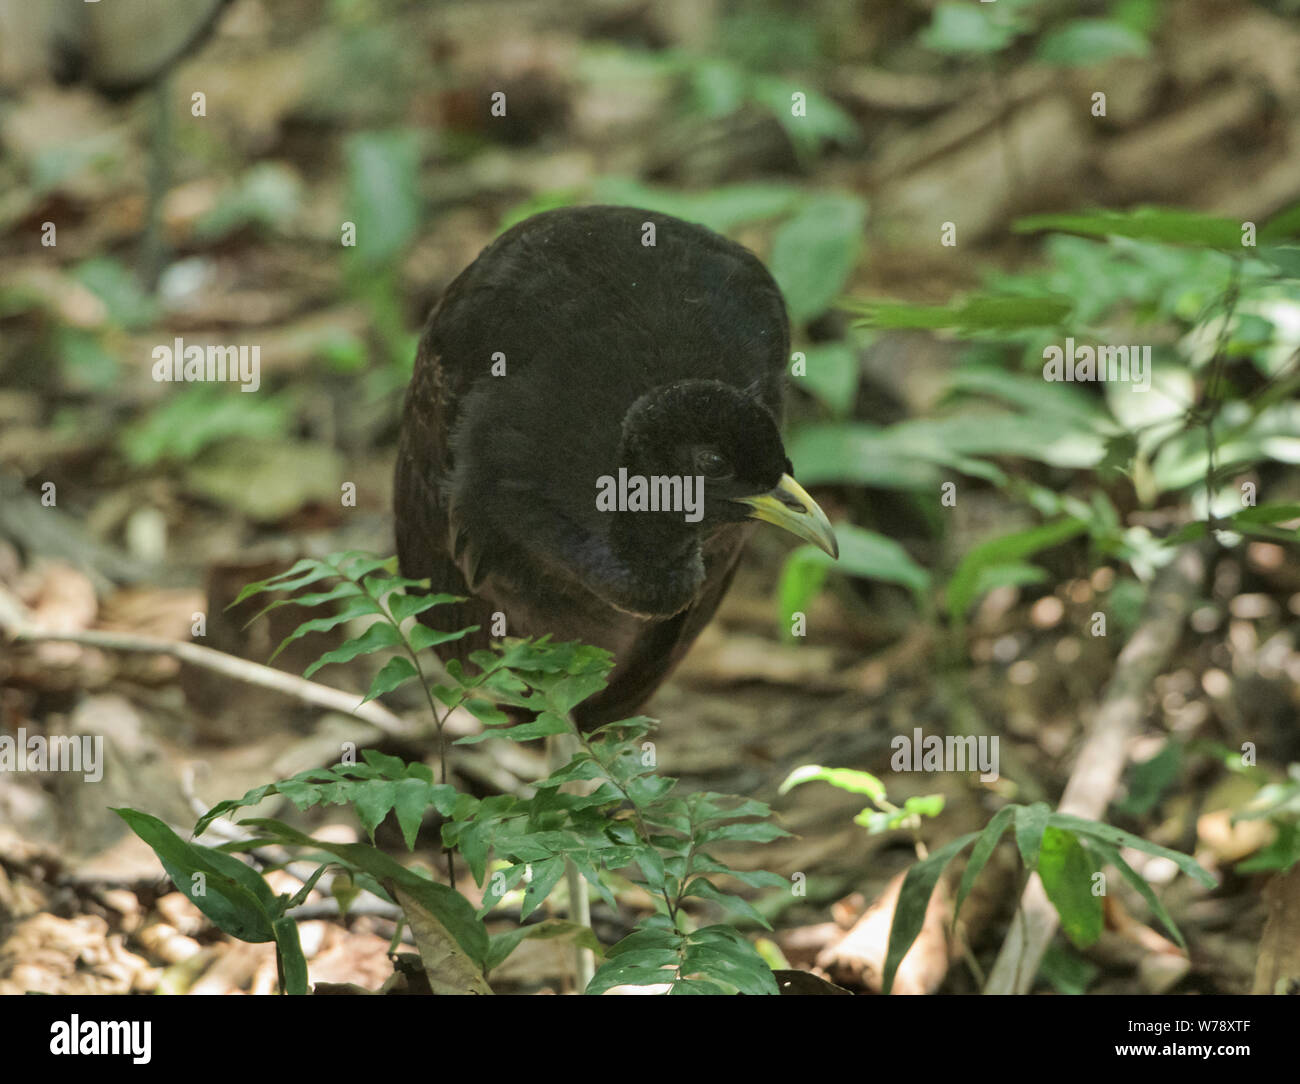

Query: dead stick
[1,600,413,736]
[983,544,1209,995]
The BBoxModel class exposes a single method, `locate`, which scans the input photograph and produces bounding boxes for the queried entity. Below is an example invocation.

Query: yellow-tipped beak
[735,474,838,558]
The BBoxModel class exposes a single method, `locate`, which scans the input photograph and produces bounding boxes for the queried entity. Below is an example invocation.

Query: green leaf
[682,877,771,930]
[883,832,980,995]
[947,519,1087,622]
[303,621,402,678]
[196,162,303,241]
[386,591,462,623]
[120,386,292,467]
[228,558,334,607]
[1046,813,1216,888]
[696,821,790,845]
[947,365,1112,432]
[778,526,929,630]
[112,809,275,943]
[581,177,805,234]
[792,341,859,417]
[352,780,399,841]
[1114,740,1182,817]
[1039,941,1099,995]
[1014,207,1245,249]
[682,927,779,994]
[921,2,1028,55]
[1231,502,1300,526]
[455,712,571,745]
[779,764,887,803]
[954,805,1017,921]
[485,919,604,973]
[784,423,942,488]
[769,194,867,325]
[1036,19,1150,67]
[408,624,477,653]
[268,595,386,662]
[73,257,159,330]
[360,656,418,704]
[393,778,433,850]
[246,580,364,627]
[1014,802,1052,871]
[545,672,610,715]
[344,130,422,268]
[272,916,309,994]
[1087,839,1188,950]
[1258,246,1300,279]
[1036,827,1104,948]
[243,818,489,968]
[520,857,568,921]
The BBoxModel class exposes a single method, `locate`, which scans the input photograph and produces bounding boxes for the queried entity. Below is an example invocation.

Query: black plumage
[395,205,837,728]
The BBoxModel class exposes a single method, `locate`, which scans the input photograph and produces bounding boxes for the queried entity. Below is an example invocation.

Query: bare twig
[1,600,413,737]
[983,543,1210,995]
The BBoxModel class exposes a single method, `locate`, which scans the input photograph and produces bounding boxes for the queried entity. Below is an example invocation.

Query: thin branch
[983,543,1210,994]
[1,599,412,737]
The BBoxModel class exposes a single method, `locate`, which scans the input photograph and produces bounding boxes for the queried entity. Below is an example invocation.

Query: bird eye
[694,449,732,479]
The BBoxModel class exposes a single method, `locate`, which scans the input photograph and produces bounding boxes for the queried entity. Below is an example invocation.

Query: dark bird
[395,205,837,728]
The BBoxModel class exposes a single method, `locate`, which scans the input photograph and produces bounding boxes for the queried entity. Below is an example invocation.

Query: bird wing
[393,322,496,663]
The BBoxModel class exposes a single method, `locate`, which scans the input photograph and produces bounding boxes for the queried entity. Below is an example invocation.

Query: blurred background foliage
[2,0,1300,994]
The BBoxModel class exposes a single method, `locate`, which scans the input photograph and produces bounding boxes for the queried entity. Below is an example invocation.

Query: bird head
[619,379,838,558]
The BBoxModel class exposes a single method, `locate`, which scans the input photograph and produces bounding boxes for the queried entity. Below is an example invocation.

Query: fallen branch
[984,543,1210,994]
[0,582,422,736]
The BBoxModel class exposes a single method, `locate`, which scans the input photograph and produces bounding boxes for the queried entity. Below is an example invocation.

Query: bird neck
[605,510,705,617]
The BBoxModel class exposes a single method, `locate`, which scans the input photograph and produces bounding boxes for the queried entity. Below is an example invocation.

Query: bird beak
[734,474,839,558]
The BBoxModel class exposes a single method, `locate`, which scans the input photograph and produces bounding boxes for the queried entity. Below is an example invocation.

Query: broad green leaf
[784,424,943,488]
[921,2,1028,54]
[1036,19,1150,66]
[520,856,568,921]
[353,780,399,841]
[344,130,422,267]
[680,932,779,995]
[394,778,434,850]
[786,524,930,605]
[113,809,275,943]
[770,194,867,325]
[1014,802,1053,871]
[792,341,859,417]
[1036,827,1104,948]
